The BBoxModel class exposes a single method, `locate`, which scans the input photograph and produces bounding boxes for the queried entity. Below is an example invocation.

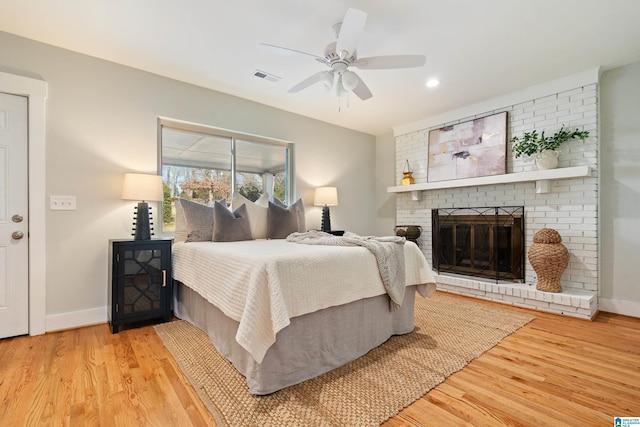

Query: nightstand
[108,238,173,333]
[315,229,345,236]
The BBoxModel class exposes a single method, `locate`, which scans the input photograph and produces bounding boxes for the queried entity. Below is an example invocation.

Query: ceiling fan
[261,8,426,100]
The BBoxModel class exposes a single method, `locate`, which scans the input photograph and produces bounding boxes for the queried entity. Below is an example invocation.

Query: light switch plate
[50,195,76,210]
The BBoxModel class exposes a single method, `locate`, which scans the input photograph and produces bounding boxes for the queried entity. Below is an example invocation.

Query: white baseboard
[45,306,108,332]
[598,297,640,318]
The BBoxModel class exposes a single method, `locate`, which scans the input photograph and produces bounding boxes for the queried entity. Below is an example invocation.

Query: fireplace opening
[432,207,524,282]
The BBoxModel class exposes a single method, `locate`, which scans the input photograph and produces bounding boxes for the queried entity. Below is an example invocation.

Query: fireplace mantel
[388,165,594,200]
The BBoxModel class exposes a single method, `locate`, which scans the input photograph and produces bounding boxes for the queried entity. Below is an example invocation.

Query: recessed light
[426,79,440,88]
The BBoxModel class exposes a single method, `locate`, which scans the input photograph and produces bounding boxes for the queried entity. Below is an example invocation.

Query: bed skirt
[173,281,418,395]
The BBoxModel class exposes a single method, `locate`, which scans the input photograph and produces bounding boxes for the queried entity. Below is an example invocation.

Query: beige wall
[600,61,640,314]
[0,31,377,327]
[375,132,397,236]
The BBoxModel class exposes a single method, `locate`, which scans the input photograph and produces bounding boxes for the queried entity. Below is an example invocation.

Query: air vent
[253,69,281,82]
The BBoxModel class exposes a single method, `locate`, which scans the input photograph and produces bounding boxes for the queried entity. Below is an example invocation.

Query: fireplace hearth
[432,207,524,282]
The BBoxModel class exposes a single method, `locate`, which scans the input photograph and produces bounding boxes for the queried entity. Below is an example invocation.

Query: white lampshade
[342,71,359,91]
[122,173,163,202]
[321,71,334,91]
[314,187,338,206]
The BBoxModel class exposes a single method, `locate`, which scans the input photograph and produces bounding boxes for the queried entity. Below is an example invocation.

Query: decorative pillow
[291,198,306,232]
[213,201,254,242]
[173,200,188,242]
[179,198,215,242]
[272,197,287,208]
[267,201,300,239]
[273,197,306,232]
[232,192,269,239]
[253,192,271,207]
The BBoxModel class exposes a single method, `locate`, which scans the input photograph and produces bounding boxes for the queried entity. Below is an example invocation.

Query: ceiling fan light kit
[321,71,334,91]
[341,71,359,91]
[261,8,426,102]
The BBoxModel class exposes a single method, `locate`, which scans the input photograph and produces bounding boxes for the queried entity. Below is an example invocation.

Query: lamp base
[133,202,153,240]
[320,206,332,233]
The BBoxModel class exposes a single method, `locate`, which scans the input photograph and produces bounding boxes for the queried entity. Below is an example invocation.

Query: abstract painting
[427,111,507,182]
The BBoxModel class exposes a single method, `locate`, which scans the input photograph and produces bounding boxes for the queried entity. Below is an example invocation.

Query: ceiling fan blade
[288,71,332,93]
[353,55,426,70]
[350,72,373,100]
[259,43,325,62]
[335,8,367,57]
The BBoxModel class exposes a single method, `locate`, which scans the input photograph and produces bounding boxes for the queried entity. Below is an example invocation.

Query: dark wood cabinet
[108,239,173,333]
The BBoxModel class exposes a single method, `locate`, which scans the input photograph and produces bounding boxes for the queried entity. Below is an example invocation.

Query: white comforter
[172,239,436,363]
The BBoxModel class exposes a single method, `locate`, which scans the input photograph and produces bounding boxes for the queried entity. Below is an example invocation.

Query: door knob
[12,231,24,240]
[12,214,23,223]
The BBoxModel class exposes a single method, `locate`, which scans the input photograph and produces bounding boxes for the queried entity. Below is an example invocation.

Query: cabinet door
[118,244,169,318]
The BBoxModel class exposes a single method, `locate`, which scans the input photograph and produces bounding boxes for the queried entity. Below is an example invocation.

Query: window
[158,118,295,232]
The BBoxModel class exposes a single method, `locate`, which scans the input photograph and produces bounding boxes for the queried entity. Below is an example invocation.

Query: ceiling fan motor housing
[324,42,356,72]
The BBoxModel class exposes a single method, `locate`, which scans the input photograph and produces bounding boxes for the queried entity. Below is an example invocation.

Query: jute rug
[155,293,534,427]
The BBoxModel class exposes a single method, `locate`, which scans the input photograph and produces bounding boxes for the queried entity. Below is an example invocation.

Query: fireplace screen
[432,207,524,282]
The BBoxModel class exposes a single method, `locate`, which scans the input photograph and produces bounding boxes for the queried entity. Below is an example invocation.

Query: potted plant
[511,125,589,170]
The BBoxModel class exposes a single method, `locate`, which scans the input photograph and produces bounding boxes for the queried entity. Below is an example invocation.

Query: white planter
[534,150,559,170]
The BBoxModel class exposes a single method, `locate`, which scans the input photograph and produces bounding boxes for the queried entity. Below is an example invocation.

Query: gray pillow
[291,198,306,232]
[213,201,254,242]
[267,201,300,239]
[273,198,306,232]
[232,192,269,239]
[179,198,214,242]
[173,200,188,242]
[273,197,287,208]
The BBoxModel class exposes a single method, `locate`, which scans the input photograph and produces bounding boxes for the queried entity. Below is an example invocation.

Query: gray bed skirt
[173,282,418,395]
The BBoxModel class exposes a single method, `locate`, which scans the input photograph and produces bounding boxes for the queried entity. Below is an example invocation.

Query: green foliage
[238,181,262,202]
[273,182,286,202]
[511,125,589,158]
[162,182,173,224]
[273,171,287,202]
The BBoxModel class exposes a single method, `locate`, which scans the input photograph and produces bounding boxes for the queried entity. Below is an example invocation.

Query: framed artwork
[427,111,507,182]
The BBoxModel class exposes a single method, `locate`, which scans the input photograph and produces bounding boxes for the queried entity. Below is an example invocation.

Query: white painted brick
[527,299,551,309]
[534,105,558,116]
[396,85,598,317]
[534,117,561,128]
[535,94,558,104]
[503,295,526,304]
[560,88,583,97]
[546,109,571,120]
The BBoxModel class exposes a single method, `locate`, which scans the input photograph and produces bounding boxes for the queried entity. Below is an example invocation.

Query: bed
[171,197,437,395]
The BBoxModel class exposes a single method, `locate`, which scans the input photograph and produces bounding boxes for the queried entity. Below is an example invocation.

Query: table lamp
[314,187,338,232]
[122,173,163,240]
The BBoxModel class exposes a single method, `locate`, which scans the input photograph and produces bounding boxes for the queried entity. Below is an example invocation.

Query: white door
[0,92,29,338]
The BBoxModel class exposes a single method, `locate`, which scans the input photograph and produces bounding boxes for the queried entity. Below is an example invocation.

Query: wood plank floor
[1,292,639,426]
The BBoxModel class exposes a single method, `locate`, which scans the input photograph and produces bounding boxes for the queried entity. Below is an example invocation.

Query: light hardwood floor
[1,292,639,426]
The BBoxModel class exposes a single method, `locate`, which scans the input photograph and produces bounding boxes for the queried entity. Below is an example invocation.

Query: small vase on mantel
[401,160,415,185]
[534,149,559,170]
[528,228,570,293]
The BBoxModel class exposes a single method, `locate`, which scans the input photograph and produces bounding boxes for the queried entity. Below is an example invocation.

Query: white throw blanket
[287,231,406,310]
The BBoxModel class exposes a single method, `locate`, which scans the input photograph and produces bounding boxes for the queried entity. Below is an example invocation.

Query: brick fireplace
[390,71,599,319]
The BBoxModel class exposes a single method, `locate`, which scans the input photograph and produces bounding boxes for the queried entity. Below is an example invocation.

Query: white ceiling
[2,0,640,136]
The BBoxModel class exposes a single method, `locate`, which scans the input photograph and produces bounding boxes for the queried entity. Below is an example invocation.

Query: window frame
[157,117,296,230]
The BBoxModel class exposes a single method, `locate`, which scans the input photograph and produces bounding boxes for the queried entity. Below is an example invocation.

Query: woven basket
[528,228,570,293]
